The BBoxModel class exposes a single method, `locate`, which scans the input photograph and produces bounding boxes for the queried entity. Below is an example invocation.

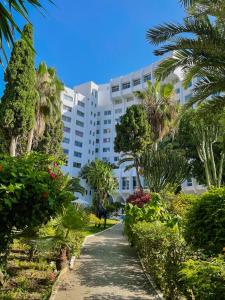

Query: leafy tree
[134,81,179,149]
[141,148,189,193]
[80,159,118,226]
[146,1,225,108]
[28,62,64,154]
[114,105,151,188]
[0,0,52,68]
[0,24,37,156]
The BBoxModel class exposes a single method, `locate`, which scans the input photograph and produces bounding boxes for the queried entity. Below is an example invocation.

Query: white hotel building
[61,61,204,204]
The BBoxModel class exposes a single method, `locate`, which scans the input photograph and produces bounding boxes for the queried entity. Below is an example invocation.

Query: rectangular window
[97,112,100,116]
[75,140,83,147]
[122,177,129,190]
[103,128,111,134]
[115,98,122,105]
[74,151,82,158]
[63,137,70,144]
[175,88,180,94]
[127,97,133,102]
[64,94,73,102]
[114,156,119,162]
[62,115,71,122]
[97,120,100,125]
[102,157,109,162]
[104,110,111,116]
[63,105,72,112]
[95,148,99,153]
[78,100,85,107]
[122,82,130,90]
[104,119,111,125]
[73,162,81,168]
[112,85,119,92]
[63,126,71,133]
[96,139,99,143]
[133,176,137,190]
[143,73,151,82]
[103,147,110,152]
[75,130,83,137]
[103,138,110,143]
[187,177,193,186]
[76,120,84,127]
[115,108,122,114]
[77,110,84,117]
[96,130,100,134]
[63,148,69,155]
[133,78,141,86]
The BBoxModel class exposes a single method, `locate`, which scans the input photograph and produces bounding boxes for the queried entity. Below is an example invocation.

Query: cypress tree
[0,24,37,156]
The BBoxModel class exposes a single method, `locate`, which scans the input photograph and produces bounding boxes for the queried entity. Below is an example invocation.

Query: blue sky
[0,0,185,95]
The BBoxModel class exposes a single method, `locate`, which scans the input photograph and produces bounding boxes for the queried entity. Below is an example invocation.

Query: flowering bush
[126,189,151,207]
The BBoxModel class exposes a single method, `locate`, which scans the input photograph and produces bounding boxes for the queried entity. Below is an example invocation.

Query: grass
[82,218,119,237]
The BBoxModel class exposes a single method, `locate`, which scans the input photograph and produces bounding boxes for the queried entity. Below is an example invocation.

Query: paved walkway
[54,223,159,300]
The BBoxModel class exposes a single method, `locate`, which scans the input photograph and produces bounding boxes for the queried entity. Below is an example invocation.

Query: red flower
[126,190,151,207]
[50,172,56,180]
[53,162,58,167]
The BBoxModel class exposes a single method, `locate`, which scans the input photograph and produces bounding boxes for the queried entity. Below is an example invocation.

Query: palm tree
[0,0,52,69]
[27,62,64,152]
[134,81,179,149]
[146,1,225,108]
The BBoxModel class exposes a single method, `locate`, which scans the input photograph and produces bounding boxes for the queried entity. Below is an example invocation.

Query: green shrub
[185,188,225,254]
[180,257,225,300]
[166,193,198,218]
[132,221,186,299]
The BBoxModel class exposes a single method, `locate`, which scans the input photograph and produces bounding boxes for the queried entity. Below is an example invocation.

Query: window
[104,119,111,125]
[89,130,92,135]
[187,177,193,187]
[104,110,111,116]
[127,97,133,102]
[63,137,70,144]
[89,140,91,145]
[115,108,122,114]
[122,177,129,190]
[103,128,111,134]
[92,89,98,98]
[63,126,71,133]
[97,112,100,116]
[115,98,122,105]
[96,130,100,134]
[74,151,82,158]
[103,138,110,143]
[122,82,130,90]
[78,100,85,107]
[92,132,95,136]
[75,130,83,137]
[77,110,84,117]
[90,120,92,125]
[185,93,192,102]
[102,157,109,162]
[143,73,151,82]
[95,148,99,153]
[62,115,71,123]
[103,147,110,152]
[63,105,72,112]
[96,139,99,143]
[175,88,180,94]
[76,120,84,127]
[97,120,100,125]
[64,94,73,102]
[133,176,137,190]
[63,148,69,155]
[133,78,141,86]
[75,140,82,147]
[114,156,119,162]
[112,85,119,92]
[73,162,81,168]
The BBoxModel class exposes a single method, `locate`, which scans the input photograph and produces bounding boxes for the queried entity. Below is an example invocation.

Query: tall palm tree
[0,0,53,69]
[146,1,225,108]
[27,62,64,152]
[134,81,179,149]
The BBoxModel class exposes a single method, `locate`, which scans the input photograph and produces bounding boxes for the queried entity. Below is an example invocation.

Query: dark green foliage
[114,104,151,154]
[0,24,37,156]
[141,148,189,193]
[185,188,225,255]
[0,153,75,255]
[180,257,225,300]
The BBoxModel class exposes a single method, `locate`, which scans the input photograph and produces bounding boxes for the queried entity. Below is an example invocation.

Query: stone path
[54,223,159,300]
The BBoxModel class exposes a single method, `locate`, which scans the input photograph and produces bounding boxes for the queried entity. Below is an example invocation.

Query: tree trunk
[209,143,217,185]
[56,246,68,271]
[26,128,34,153]
[9,136,18,157]
[218,152,224,188]
[135,160,142,189]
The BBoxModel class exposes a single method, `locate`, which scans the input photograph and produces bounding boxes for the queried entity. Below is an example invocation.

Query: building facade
[61,61,203,204]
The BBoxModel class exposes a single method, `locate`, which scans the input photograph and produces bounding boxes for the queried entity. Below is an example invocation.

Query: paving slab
[54,223,159,300]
